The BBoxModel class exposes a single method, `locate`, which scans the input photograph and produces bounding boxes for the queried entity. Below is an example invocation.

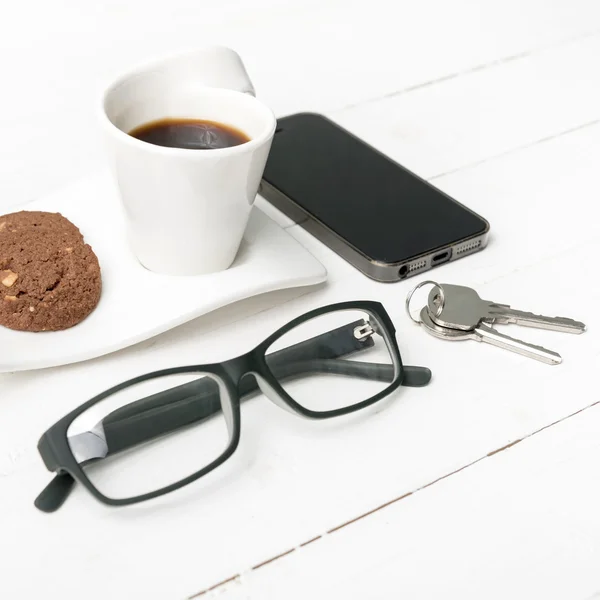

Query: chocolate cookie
[0,211,101,332]
[0,210,82,234]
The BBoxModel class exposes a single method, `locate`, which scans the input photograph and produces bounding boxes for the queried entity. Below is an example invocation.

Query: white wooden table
[2,2,600,598]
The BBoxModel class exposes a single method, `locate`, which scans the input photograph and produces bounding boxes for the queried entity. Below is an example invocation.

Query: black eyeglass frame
[36,301,428,511]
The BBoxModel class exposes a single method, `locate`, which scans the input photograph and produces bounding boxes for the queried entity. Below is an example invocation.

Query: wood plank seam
[335,27,600,113]
[187,397,600,598]
[428,118,600,181]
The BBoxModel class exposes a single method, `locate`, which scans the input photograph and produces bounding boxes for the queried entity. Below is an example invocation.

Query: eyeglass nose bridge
[250,372,300,416]
[221,351,300,417]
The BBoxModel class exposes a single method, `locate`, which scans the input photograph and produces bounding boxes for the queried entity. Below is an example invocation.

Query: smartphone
[260,113,490,282]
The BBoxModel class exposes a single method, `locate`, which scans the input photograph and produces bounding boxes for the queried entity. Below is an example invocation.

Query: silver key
[427,284,586,334]
[419,306,562,365]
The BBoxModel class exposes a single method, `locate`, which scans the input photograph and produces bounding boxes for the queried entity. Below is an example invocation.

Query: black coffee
[129,118,250,150]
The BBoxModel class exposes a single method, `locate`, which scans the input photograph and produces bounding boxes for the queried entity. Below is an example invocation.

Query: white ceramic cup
[101,47,276,275]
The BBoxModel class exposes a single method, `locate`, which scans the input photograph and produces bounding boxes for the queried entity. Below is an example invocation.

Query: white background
[1,1,600,598]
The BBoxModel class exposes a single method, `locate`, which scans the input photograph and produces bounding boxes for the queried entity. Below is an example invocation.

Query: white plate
[0,172,327,372]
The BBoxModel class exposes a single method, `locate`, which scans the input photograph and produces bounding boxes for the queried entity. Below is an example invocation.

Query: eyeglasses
[34,301,431,512]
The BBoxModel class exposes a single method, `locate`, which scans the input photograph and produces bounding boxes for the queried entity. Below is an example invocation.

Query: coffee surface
[129,118,250,150]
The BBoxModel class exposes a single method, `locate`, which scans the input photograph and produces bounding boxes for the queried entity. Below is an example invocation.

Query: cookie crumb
[1,270,18,287]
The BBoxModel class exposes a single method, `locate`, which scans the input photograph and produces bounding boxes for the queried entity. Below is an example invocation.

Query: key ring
[405,280,445,324]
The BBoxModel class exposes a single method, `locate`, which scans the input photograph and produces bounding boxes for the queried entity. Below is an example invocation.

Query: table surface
[2,2,600,599]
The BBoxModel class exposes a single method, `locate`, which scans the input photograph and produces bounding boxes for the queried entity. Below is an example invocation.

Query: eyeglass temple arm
[35,321,431,512]
[100,363,430,458]
[102,318,375,423]
[99,321,430,454]
[102,320,429,431]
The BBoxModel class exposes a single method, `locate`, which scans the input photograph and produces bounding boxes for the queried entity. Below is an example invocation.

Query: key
[419,306,562,365]
[427,284,586,334]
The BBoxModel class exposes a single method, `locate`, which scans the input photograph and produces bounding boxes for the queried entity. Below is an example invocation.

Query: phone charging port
[432,250,451,265]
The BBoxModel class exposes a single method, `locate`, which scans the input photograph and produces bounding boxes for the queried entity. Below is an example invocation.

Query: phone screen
[262,113,488,263]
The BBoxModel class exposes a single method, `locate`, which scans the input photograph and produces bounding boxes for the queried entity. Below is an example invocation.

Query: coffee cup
[101,47,276,275]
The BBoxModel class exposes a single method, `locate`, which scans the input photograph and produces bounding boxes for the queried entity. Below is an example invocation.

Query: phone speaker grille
[455,239,482,256]
[408,259,427,273]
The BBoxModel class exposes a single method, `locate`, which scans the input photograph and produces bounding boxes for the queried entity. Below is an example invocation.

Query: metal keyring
[405,280,445,325]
